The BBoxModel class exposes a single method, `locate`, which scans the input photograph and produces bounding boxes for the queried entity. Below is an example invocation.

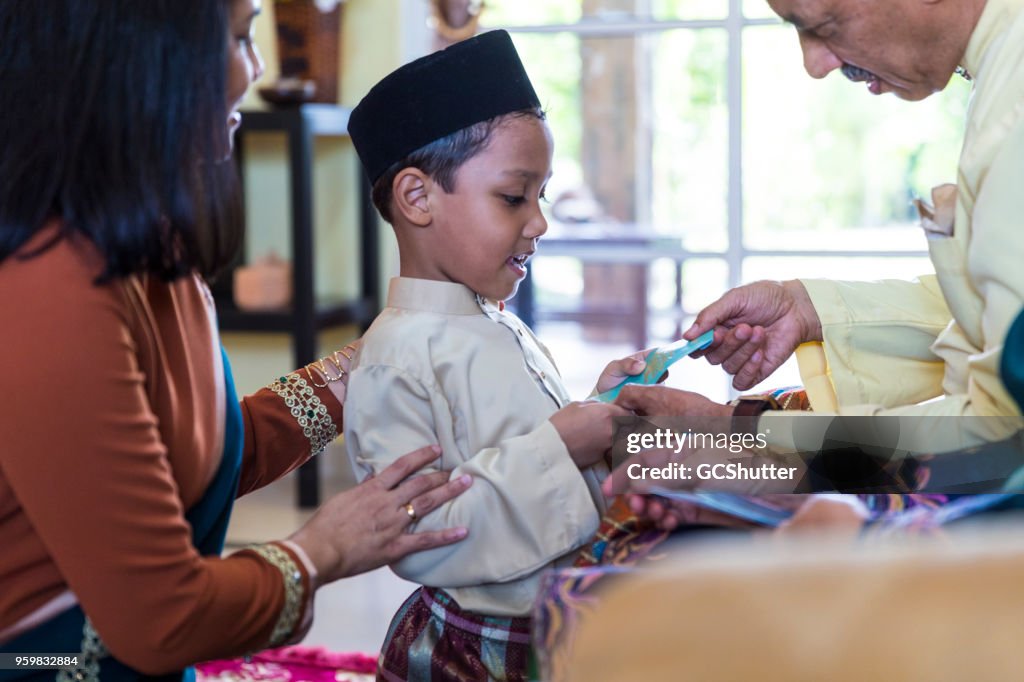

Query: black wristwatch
[731,396,780,436]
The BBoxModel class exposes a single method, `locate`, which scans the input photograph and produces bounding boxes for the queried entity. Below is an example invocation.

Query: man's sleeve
[799,275,951,409]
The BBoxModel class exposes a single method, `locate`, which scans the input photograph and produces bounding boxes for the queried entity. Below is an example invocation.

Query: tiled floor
[225,321,801,654]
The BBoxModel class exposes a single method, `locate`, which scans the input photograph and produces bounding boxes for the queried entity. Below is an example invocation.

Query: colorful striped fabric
[378,587,534,682]
[532,497,670,681]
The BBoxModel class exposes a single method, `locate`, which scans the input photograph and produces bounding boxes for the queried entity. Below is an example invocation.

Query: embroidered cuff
[247,543,305,648]
[266,373,339,456]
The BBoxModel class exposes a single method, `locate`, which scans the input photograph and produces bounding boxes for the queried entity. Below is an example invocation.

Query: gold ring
[340,347,354,361]
[404,502,418,521]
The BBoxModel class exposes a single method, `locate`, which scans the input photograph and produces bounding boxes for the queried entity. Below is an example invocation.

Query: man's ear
[392,168,433,227]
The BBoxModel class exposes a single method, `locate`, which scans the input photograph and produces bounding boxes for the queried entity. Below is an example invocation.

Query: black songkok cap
[348,30,541,184]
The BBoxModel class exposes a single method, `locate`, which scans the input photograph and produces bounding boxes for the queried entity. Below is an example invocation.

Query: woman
[0,1,471,679]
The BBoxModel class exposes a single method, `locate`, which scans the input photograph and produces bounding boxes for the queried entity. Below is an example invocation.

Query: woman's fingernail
[752,351,762,363]
[431,444,442,455]
[458,474,473,487]
[449,527,469,540]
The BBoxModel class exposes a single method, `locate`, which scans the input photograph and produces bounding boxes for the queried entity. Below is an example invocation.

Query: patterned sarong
[377,587,534,682]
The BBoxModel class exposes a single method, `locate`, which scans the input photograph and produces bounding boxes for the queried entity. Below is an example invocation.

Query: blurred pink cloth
[196,645,376,682]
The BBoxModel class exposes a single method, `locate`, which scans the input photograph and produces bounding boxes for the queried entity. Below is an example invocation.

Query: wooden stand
[215,104,379,508]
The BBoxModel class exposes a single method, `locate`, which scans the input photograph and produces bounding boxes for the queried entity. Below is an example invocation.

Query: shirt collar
[386,277,488,315]
[962,0,1022,79]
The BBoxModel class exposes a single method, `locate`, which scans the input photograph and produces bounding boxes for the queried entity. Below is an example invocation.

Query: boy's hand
[594,350,656,394]
[550,401,632,469]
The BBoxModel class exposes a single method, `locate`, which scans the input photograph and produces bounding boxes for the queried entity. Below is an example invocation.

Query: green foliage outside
[483,1,970,251]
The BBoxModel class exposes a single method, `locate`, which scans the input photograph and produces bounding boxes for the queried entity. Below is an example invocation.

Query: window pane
[742,25,970,251]
[483,1,581,26]
[532,257,584,307]
[507,28,728,251]
[742,256,935,283]
[648,256,729,337]
[650,0,727,20]
[742,0,777,19]
[485,1,733,24]
[504,32,583,193]
[680,258,729,312]
[651,29,728,250]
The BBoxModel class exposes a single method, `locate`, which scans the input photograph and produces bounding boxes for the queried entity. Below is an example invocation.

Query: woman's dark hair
[371,108,546,224]
[0,0,241,280]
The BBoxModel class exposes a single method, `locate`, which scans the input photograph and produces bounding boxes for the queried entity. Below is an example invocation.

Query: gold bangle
[322,354,347,382]
[304,361,330,388]
[247,543,304,648]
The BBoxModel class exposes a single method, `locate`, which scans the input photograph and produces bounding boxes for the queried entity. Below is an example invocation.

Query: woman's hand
[550,401,632,469]
[684,280,822,390]
[288,445,471,585]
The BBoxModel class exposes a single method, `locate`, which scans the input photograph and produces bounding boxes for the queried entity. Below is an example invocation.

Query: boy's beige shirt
[764,0,1024,453]
[344,277,607,616]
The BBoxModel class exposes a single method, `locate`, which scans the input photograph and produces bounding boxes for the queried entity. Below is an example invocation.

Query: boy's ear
[392,168,433,227]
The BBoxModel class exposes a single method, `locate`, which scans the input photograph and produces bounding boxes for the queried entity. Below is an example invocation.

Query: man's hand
[613,383,733,419]
[684,280,822,390]
[603,385,732,496]
[625,494,758,531]
[550,400,633,469]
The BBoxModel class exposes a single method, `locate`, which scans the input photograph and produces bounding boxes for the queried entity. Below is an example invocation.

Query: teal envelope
[593,329,715,403]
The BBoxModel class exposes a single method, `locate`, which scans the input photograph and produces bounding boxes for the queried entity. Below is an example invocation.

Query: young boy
[346,30,641,681]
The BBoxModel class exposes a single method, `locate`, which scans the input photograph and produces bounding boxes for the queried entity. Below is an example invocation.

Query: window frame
[486,0,929,294]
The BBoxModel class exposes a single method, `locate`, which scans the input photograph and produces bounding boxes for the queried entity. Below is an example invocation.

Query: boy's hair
[371,108,546,224]
[0,0,241,281]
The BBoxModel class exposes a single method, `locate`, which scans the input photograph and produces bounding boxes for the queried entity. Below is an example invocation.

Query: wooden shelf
[215,297,376,333]
[221,104,379,508]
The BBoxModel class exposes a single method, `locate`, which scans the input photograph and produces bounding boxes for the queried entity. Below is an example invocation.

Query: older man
[568,5,1024,675]
[614,0,1024,487]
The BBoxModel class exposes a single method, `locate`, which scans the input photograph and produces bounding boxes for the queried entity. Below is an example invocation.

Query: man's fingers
[733,335,790,390]
[660,513,680,531]
[703,323,753,366]
[685,294,746,340]
[637,446,675,469]
[721,326,764,376]
[375,445,441,489]
[613,384,661,413]
[627,494,647,515]
[607,460,639,495]
[732,355,766,391]
[606,402,634,419]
